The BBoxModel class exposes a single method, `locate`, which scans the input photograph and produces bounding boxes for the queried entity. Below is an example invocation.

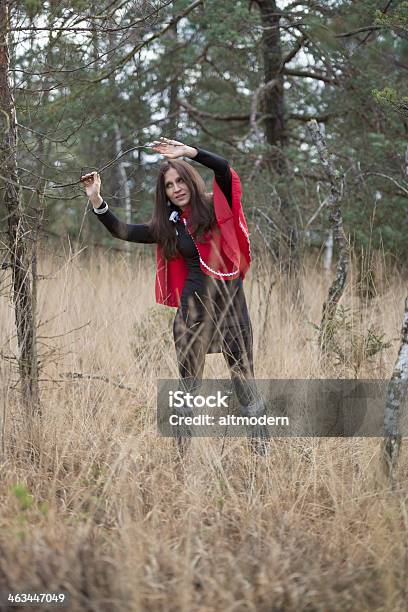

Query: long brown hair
[149,159,216,260]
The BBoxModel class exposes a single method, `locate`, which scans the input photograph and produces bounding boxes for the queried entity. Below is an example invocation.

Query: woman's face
[164,168,191,208]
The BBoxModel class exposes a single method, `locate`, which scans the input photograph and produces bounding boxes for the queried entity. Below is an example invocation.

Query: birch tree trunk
[114,121,131,234]
[323,230,334,271]
[382,299,408,478]
[0,2,40,416]
[108,26,131,255]
[307,120,349,353]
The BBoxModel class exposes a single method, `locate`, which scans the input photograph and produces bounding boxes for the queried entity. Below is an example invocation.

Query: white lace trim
[182,219,239,278]
[239,218,249,238]
[199,257,240,277]
[239,218,251,260]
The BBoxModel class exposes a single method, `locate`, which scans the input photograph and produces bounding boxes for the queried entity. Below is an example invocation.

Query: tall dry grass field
[0,242,407,611]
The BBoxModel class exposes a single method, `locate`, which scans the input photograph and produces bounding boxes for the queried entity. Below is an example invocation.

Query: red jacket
[155,166,251,307]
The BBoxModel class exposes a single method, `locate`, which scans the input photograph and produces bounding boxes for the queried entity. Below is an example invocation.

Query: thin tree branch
[60,371,138,394]
[363,172,408,198]
[283,68,338,84]
[88,0,204,84]
[334,25,383,38]
[10,0,173,32]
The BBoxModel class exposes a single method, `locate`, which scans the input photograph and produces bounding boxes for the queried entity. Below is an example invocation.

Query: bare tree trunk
[0,2,40,416]
[114,122,131,255]
[307,120,349,352]
[253,0,286,172]
[323,230,333,271]
[167,19,180,137]
[253,0,302,304]
[382,297,408,480]
[106,22,133,256]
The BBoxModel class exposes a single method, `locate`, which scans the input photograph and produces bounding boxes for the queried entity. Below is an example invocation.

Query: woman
[81,137,267,454]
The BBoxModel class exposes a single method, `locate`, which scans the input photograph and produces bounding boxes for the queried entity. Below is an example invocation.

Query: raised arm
[93,201,156,243]
[151,138,233,207]
[192,148,232,207]
[81,171,156,243]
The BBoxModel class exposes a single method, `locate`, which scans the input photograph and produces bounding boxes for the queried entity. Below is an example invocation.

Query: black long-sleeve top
[92,147,232,240]
[93,147,250,335]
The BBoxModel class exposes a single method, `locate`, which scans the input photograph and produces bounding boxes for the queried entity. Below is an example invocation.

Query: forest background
[1,1,408,611]
[6,0,408,267]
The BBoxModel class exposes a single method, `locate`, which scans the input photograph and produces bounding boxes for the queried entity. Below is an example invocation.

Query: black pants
[171,281,268,451]
[172,308,260,413]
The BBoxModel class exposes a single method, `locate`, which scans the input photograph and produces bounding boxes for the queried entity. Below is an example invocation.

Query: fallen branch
[60,371,138,394]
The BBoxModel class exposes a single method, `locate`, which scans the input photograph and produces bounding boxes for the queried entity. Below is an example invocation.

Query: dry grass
[0,243,407,612]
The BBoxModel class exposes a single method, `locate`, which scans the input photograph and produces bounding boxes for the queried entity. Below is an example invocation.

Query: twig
[60,371,138,394]
[50,143,156,189]
[363,171,408,198]
[305,195,330,229]
[37,321,91,340]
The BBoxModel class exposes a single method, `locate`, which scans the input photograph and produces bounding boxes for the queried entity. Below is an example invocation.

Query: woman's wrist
[90,194,103,207]
[183,145,198,159]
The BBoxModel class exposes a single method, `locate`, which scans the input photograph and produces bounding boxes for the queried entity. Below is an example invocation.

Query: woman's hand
[80,171,103,207]
[152,136,197,159]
